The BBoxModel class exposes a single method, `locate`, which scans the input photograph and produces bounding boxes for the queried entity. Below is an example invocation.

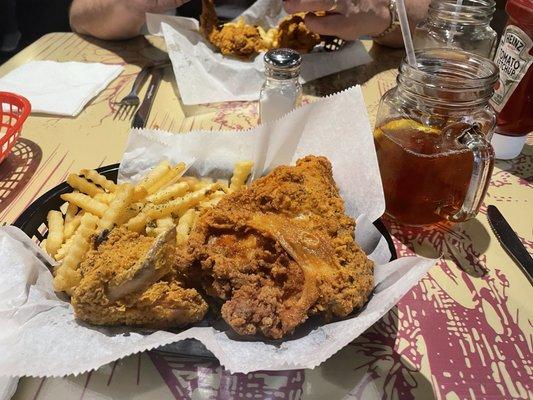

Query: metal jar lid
[264,48,302,79]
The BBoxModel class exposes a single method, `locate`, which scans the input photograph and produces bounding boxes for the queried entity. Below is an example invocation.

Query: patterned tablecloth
[0,33,531,400]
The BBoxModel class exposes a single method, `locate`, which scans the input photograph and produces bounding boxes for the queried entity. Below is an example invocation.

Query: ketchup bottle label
[491,25,533,112]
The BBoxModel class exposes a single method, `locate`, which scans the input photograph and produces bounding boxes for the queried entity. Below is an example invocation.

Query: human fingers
[283,0,340,14]
[153,0,188,11]
[304,13,361,40]
[133,0,187,12]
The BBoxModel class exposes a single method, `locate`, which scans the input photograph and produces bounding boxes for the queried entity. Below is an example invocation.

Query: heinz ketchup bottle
[490,0,533,159]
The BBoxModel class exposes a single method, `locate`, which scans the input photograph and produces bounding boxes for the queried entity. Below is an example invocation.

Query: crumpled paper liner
[0,86,435,377]
[145,0,372,104]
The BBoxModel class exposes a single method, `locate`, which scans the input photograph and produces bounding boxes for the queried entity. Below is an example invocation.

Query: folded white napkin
[0,61,123,117]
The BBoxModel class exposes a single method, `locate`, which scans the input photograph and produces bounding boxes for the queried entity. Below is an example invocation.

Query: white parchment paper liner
[0,87,435,377]
[145,0,372,105]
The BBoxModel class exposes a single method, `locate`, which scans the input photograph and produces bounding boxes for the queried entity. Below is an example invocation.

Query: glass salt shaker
[259,49,302,124]
[413,0,498,58]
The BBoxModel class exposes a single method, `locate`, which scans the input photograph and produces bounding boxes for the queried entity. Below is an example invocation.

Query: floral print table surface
[1,33,531,400]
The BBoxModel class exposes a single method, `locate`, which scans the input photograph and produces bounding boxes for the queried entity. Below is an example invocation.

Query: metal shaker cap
[264,48,301,79]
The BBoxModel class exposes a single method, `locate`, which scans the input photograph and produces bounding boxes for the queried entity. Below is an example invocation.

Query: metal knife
[487,205,533,285]
[132,66,164,129]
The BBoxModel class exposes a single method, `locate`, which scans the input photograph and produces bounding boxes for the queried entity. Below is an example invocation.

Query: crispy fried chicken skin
[184,156,374,339]
[275,15,321,54]
[72,227,208,329]
[200,0,265,58]
[200,0,321,57]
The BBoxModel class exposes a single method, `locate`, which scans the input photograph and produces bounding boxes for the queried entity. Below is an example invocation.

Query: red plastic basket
[0,91,31,164]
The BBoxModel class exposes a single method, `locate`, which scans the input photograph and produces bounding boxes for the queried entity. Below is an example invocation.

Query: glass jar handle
[450,125,494,222]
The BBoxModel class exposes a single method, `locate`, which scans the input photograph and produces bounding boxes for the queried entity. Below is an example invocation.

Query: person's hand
[131,0,189,13]
[283,0,391,40]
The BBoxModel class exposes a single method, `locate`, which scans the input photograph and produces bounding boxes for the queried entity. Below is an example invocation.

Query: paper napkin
[0,61,123,117]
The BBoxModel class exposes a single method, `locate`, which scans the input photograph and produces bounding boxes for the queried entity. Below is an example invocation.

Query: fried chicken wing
[185,156,374,339]
[72,227,208,329]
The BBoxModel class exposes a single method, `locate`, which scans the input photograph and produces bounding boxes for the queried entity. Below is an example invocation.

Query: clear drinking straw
[447,0,464,46]
[396,0,418,68]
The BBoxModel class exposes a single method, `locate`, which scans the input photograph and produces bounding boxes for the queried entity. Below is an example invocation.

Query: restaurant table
[0,33,531,400]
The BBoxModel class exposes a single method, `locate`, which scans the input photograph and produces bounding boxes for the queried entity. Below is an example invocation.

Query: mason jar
[373,49,499,226]
[413,0,498,58]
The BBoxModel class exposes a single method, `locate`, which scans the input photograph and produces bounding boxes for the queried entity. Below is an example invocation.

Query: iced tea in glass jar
[374,49,499,226]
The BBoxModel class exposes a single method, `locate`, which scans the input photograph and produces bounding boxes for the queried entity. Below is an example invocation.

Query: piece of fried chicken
[184,156,374,339]
[200,0,320,58]
[71,227,208,329]
[200,0,266,58]
[275,14,321,54]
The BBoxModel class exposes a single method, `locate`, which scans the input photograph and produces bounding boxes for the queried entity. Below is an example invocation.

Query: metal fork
[113,66,151,121]
[113,60,170,121]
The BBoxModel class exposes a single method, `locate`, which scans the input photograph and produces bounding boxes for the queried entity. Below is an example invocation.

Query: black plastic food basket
[11,163,397,357]
[13,164,397,259]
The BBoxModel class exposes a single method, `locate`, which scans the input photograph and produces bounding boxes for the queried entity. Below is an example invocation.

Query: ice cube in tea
[374,119,474,225]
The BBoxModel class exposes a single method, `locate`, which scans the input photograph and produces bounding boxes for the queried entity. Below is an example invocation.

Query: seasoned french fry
[198,198,220,209]
[125,211,150,233]
[40,239,47,251]
[64,212,83,240]
[149,216,175,236]
[167,163,188,184]
[132,186,148,201]
[120,202,143,223]
[216,179,229,192]
[146,219,173,237]
[230,160,253,192]
[157,216,175,230]
[61,213,98,269]
[258,26,278,48]
[94,192,116,204]
[178,176,200,187]
[55,235,75,261]
[191,178,213,191]
[54,213,98,294]
[147,162,187,194]
[60,192,107,217]
[80,169,117,192]
[146,170,177,195]
[64,202,78,225]
[66,174,104,197]
[97,183,135,232]
[199,190,226,209]
[145,220,159,237]
[211,189,226,200]
[146,182,189,204]
[46,210,64,257]
[129,202,145,214]
[53,265,81,296]
[136,160,171,193]
[145,184,217,219]
[176,209,197,244]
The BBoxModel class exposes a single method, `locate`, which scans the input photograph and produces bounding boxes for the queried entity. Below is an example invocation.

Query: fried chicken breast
[72,227,208,329]
[184,156,374,339]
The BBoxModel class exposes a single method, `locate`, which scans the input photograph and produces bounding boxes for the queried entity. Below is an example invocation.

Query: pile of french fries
[43,159,253,295]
